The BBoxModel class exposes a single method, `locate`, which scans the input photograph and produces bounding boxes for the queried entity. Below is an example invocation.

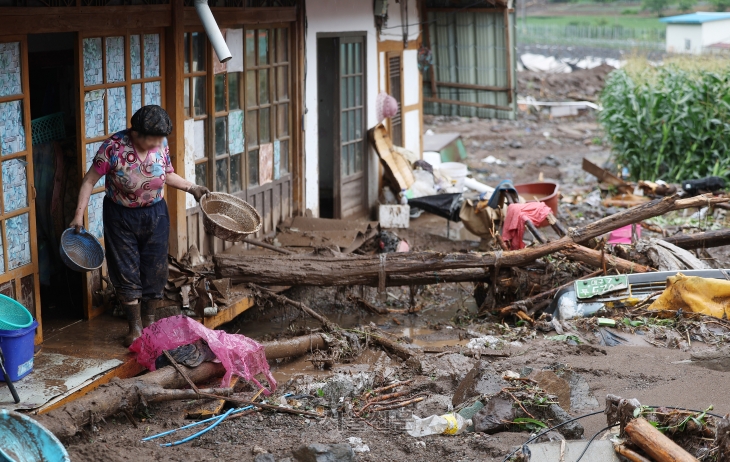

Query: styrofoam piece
[379,205,410,229]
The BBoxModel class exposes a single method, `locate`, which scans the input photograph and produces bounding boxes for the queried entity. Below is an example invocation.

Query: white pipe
[194,0,232,63]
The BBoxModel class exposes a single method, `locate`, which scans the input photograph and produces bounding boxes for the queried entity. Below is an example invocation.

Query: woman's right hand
[69,216,84,233]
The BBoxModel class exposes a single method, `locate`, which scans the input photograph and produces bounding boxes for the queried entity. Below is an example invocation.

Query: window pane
[340,112,347,144]
[184,33,190,73]
[348,77,355,108]
[230,154,242,193]
[6,213,31,270]
[354,75,362,106]
[354,109,362,139]
[348,43,354,75]
[280,139,289,174]
[215,158,228,192]
[354,42,361,73]
[195,161,207,188]
[276,66,288,101]
[192,32,205,72]
[341,144,349,176]
[106,36,125,83]
[214,74,226,113]
[276,28,288,63]
[259,69,269,105]
[245,30,255,68]
[277,103,288,137]
[246,70,257,107]
[258,30,269,65]
[193,76,206,116]
[259,107,270,144]
[246,110,258,146]
[340,43,346,75]
[184,78,190,117]
[348,110,355,141]
[248,149,259,186]
[228,72,241,110]
[2,158,28,213]
[214,117,227,156]
[354,140,362,173]
[132,83,142,114]
[340,77,347,110]
[143,34,161,78]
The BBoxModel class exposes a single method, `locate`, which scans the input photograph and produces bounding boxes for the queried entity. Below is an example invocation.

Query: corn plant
[600,61,730,182]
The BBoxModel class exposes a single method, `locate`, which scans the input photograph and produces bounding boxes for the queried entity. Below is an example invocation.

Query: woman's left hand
[188,185,210,202]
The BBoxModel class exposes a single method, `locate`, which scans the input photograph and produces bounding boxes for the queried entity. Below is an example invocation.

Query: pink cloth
[502,202,553,250]
[130,315,276,394]
[608,224,640,244]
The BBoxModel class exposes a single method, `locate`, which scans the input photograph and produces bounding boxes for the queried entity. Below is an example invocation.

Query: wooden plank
[183,7,297,27]
[423,96,512,111]
[36,358,145,415]
[376,40,421,53]
[0,7,172,36]
[202,294,255,329]
[503,9,513,104]
[166,1,187,260]
[435,81,510,92]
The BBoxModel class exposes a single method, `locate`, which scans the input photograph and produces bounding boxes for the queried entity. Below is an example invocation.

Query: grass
[517,14,666,29]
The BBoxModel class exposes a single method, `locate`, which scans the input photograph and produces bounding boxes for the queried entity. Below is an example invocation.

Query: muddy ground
[63,73,730,461]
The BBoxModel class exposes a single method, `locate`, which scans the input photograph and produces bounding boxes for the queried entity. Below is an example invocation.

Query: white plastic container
[438,162,468,191]
[423,151,442,168]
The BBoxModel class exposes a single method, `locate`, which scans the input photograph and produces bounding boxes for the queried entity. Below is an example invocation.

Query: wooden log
[624,417,698,462]
[263,333,327,359]
[614,444,652,462]
[561,244,651,273]
[663,229,730,250]
[216,197,683,286]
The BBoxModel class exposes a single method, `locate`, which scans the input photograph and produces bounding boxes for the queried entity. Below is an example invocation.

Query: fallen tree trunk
[561,244,651,273]
[663,228,730,250]
[36,334,329,439]
[624,417,698,462]
[216,196,684,286]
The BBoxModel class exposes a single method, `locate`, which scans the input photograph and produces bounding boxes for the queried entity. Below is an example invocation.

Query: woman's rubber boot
[141,300,157,328]
[123,302,143,347]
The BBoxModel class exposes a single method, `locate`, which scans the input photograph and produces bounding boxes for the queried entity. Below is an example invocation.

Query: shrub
[600,58,730,182]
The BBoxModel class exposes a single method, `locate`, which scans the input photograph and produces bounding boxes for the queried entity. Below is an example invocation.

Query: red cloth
[502,202,552,250]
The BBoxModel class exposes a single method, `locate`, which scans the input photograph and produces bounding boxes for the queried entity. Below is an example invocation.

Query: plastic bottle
[406,413,471,437]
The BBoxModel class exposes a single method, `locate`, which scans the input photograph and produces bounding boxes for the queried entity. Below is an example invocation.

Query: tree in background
[643,0,669,15]
[710,0,730,11]
[677,0,696,11]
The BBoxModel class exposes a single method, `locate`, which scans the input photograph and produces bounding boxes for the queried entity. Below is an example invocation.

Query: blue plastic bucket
[0,320,38,382]
[0,410,70,462]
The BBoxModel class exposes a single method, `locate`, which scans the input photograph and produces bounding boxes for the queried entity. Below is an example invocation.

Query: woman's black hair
[130,105,173,137]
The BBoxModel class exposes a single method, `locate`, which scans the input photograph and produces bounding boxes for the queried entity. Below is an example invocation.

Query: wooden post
[624,418,698,462]
[166,0,187,259]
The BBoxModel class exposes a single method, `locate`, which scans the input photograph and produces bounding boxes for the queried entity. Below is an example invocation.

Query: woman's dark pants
[103,197,169,303]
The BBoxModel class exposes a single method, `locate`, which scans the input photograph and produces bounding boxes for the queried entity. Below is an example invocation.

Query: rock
[292,443,355,462]
[414,394,453,417]
[347,437,370,453]
[546,403,584,439]
[472,396,516,433]
[253,446,269,455]
[530,370,571,411]
[254,455,276,462]
[321,373,374,405]
[451,360,510,407]
[420,353,476,385]
[534,430,565,443]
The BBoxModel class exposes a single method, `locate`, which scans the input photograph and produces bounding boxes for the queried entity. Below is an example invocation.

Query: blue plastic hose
[160,408,235,447]
[142,405,254,442]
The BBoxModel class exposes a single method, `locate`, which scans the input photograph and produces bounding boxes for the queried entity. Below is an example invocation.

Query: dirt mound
[518,63,615,101]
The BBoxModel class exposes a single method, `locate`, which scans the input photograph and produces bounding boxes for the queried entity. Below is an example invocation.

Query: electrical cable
[501,405,726,461]
[575,425,614,462]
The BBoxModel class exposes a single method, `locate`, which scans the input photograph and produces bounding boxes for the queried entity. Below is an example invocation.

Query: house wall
[304,0,379,215]
[665,24,704,54]
[701,20,730,48]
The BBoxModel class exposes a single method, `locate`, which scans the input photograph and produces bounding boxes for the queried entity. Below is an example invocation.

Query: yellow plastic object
[648,273,730,319]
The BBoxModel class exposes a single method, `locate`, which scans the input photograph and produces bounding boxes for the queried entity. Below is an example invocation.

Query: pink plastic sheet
[608,224,640,245]
[130,315,276,394]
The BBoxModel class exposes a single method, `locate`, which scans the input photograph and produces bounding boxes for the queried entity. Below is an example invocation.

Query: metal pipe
[194,0,232,63]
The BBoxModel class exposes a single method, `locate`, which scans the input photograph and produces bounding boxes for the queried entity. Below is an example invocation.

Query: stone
[530,370,571,411]
[292,443,355,462]
[254,455,276,462]
[420,353,476,386]
[253,446,269,455]
[546,403,584,439]
[451,360,510,407]
[472,396,516,433]
[413,394,453,417]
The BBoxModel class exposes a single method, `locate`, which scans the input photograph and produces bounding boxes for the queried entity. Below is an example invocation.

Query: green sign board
[575,275,629,300]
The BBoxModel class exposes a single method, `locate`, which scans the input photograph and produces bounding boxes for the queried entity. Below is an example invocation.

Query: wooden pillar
[166,0,187,258]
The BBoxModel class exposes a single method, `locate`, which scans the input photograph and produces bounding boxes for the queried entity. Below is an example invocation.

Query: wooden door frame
[317,31,368,219]
[0,35,43,344]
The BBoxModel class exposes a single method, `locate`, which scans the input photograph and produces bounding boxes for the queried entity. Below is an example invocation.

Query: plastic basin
[514,181,560,216]
[0,410,70,462]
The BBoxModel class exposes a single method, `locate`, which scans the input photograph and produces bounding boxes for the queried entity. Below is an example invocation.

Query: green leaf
[513,417,548,429]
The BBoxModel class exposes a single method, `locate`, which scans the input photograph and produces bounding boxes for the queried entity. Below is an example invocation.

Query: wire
[380,0,488,30]
[501,409,605,462]
[501,405,726,462]
[575,425,614,462]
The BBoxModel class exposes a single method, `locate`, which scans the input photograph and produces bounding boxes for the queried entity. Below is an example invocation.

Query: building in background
[660,12,730,54]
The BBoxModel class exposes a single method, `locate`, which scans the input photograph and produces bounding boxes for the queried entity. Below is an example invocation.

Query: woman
[70,105,209,346]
